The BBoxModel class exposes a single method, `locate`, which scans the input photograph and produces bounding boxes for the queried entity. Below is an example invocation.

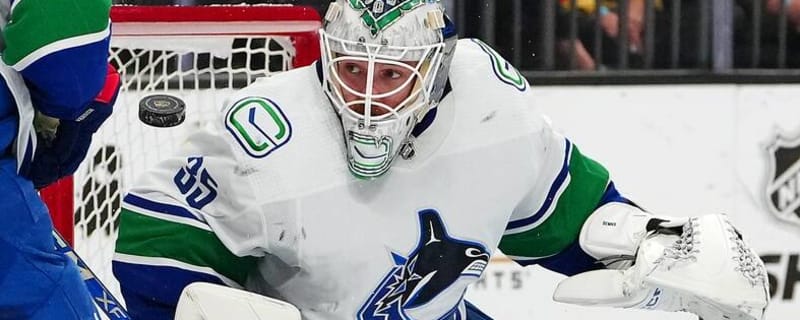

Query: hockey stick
[53,230,131,319]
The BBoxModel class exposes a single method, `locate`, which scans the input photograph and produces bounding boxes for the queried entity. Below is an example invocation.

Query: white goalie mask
[320,0,455,179]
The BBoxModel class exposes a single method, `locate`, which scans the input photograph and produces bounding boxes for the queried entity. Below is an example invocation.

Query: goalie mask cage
[39,4,322,309]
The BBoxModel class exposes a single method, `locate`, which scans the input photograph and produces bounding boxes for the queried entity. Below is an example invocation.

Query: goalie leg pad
[175,282,301,320]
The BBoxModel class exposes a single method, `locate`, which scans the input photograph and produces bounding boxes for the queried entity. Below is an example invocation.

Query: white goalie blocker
[175,282,301,320]
[553,203,770,320]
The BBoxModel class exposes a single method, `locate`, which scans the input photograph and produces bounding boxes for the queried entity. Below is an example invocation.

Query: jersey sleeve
[498,124,632,275]
[113,129,265,320]
[2,0,112,120]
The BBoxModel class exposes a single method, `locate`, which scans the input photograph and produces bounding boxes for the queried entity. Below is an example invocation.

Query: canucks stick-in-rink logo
[766,134,800,226]
[471,39,528,92]
[225,97,292,158]
[348,131,393,178]
[358,210,490,320]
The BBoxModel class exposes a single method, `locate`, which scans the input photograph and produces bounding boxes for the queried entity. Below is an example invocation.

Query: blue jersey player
[0,0,119,319]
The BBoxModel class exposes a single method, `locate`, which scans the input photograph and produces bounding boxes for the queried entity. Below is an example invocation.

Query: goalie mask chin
[320,0,453,179]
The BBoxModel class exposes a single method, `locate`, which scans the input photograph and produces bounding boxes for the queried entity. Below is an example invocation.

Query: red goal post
[38,5,321,304]
[109,5,322,68]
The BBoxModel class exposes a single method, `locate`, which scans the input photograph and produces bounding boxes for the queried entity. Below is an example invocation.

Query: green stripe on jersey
[499,145,609,259]
[2,0,111,66]
[115,208,257,286]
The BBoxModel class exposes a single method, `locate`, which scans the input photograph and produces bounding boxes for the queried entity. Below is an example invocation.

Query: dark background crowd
[113,0,800,73]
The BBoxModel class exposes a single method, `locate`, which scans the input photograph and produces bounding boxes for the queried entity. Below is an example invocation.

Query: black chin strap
[411,80,451,138]
[315,60,324,84]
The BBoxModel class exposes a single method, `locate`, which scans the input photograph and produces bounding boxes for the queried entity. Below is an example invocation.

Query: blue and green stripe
[3,0,111,67]
[114,204,256,287]
[3,0,112,120]
[499,140,610,259]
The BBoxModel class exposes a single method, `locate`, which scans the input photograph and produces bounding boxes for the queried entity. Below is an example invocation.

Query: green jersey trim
[2,0,111,67]
[499,144,609,259]
[115,208,257,286]
[113,253,242,289]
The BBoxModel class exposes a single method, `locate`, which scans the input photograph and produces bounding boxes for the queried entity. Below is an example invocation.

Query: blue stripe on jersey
[124,193,207,224]
[505,139,572,230]
[515,240,603,276]
[21,35,110,120]
[112,260,226,319]
[120,287,174,320]
[0,77,15,157]
[597,181,632,206]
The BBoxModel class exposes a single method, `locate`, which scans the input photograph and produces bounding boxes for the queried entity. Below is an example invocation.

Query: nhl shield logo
[765,134,800,226]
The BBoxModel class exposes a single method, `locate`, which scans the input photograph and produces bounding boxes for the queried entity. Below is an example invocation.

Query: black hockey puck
[139,94,186,127]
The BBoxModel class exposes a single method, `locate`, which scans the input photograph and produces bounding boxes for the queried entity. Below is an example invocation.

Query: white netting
[64,9,320,315]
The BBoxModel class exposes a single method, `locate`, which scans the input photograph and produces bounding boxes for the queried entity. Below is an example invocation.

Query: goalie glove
[553,203,769,320]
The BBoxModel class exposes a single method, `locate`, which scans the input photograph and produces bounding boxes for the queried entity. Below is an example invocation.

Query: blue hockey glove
[25,65,121,189]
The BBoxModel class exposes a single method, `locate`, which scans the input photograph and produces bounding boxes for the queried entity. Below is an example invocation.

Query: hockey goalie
[111,1,769,319]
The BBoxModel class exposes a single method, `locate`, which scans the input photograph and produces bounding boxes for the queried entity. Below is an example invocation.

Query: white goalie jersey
[113,39,620,320]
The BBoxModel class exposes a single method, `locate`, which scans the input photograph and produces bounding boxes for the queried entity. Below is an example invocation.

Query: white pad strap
[175,282,301,320]
[579,202,686,268]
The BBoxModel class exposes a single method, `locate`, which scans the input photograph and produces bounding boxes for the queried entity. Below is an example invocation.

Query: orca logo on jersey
[358,209,490,319]
[225,97,292,158]
[766,133,800,227]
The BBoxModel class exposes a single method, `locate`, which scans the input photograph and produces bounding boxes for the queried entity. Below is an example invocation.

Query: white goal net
[39,5,322,315]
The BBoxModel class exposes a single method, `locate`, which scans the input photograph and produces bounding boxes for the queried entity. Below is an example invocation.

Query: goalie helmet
[320,0,456,179]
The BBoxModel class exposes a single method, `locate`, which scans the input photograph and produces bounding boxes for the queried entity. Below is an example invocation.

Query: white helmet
[320,0,456,179]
